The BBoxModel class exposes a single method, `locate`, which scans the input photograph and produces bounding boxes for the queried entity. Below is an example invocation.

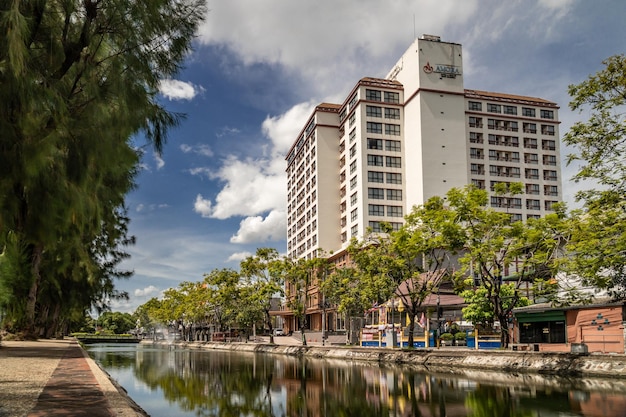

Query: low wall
[142,340,626,379]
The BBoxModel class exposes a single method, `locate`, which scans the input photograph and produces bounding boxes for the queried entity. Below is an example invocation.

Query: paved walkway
[0,339,144,417]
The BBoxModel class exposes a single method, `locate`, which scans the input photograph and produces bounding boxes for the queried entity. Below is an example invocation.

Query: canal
[86,344,626,417]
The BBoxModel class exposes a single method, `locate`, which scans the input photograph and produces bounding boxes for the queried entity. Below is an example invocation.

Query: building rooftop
[465,89,558,108]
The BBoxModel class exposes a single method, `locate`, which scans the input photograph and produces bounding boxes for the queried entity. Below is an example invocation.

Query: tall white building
[285,35,562,261]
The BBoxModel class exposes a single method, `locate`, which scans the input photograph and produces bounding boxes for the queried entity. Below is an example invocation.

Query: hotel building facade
[283,36,562,332]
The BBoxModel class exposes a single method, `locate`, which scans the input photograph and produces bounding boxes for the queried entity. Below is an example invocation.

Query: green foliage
[562,55,626,299]
[0,0,206,335]
[448,185,559,347]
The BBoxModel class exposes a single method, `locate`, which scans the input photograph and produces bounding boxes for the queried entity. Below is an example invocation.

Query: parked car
[273,328,285,336]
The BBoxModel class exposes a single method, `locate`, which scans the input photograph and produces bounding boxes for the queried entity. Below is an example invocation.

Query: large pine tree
[0,0,206,336]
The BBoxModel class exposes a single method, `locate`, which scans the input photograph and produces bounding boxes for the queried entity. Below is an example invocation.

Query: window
[526,199,540,210]
[349,129,356,142]
[542,139,556,151]
[367,138,383,150]
[348,94,358,109]
[349,145,357,158]
[503,105,517,115]
[348,112,356,126]
[368,204,384,216]
[526,183,540,195]
[544,170,558,181]
[541,125,555,136]
[386,173,402,184]
[350,192,357,205]
[367,154,383,166]
[522,107,536,117]
[525,168,539,179]
[385,124,401,135]
[470,163,485,175]
[386,189,402,201]
[350,209,358,221]
[350,161,357,174]
[384,108,400,119]
[471,179,485,189]
[385,140,401,151]
[470,148,484,159]
[487,103,501,113]
[366,89,381,101]
[368,188,385,199]
[524,153,538,164]
[543,155,557,166]
[387,206,403,217]
[368,221,382,232]
[545,200,558,211]
[523,123,537,134]
[544,185,558,196]
[468,101,482,111]
[524,138,538,149]
[350,176,357,189]
[368,171,384,183]
[469,132,483,143]
[469,116,483,128]
[366,105,382,117]
[540,109,554,119]
[339,170,346,182]
[384,91,399,104]
[366,122,382,134]
[519,320,565,344]
[385,156,401,168]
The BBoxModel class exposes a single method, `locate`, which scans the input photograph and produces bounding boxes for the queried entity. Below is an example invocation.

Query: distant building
[282,35,562,333]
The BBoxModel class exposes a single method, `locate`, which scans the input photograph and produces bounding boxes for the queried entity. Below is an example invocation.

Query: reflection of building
[282,35,561,333]
[512,298,626,353]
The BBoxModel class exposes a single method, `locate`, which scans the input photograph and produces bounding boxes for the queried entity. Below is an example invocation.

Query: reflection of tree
[91,346,621,417]
[465,385,533,417]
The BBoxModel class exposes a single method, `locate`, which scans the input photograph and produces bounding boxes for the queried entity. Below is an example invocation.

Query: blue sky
[111,0,626,313]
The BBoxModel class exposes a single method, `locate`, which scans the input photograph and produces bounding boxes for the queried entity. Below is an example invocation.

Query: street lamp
[386,298,405,348]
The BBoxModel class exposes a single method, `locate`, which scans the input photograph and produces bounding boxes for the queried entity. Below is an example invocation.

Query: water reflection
[87,345,626,417]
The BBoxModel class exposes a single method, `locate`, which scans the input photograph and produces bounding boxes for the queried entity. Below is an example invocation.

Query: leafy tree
[98,311,136,334]
[239,248,284,344]
[562,55,626,298]
[0,0,206,337]
[563,54,626,200]
[394,197,464,347]
[280,256,315,346]
[448,185,563,348]
[202,268,243,334]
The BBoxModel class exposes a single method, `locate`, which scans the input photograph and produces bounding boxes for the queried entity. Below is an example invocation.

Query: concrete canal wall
[142,340,626,379]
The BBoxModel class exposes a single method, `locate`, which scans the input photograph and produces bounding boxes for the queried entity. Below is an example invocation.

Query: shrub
[439,332,454,341]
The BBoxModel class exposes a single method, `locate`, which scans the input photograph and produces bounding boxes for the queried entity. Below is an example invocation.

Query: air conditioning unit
[571,343,588,354]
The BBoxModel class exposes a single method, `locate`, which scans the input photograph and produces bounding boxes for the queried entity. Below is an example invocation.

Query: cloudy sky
[112,0,626,312]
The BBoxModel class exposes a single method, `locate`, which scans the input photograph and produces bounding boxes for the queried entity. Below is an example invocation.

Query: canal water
[86,344,626,417]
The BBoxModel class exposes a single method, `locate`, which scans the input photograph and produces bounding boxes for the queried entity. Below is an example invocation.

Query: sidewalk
[0,339,145,417]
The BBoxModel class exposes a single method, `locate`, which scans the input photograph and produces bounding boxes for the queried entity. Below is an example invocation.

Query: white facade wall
[286,36,562,260]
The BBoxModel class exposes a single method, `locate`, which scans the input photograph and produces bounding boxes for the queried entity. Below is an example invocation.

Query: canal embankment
[142,339,626,379]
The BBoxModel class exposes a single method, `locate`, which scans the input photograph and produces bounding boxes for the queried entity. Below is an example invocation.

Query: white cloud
[188,167,212,177]
[262,102,317,154]
[194,194,213,218]
[227,251,252,263]
[230,210,286,244]
[154,153,165,170]
[180,143,214,157]
[136,204,145,212]
[134,285,160,297]
[159,79,203,101]
[192,100,314,242]
[199,1,479,97]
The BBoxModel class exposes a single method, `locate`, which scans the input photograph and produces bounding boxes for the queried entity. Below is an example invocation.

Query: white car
[273,328,285,336]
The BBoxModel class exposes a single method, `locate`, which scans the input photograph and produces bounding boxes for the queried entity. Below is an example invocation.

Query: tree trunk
[498,313,510,348]
[265,310,274,344]
[25,244,44,339]
[407,314,416,348]
[299,316,307,346]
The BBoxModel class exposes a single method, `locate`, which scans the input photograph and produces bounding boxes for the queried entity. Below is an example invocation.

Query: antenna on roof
[413,14,416,40]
